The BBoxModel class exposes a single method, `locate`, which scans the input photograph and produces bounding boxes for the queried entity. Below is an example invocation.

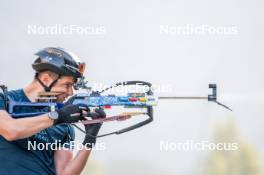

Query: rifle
[0,80,231,137]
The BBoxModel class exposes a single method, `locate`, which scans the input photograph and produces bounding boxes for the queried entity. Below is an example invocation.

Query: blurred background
[0,0,263,174]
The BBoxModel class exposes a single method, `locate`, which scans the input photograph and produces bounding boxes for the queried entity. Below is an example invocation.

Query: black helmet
[32,47,85,79]
[32,47,86,92]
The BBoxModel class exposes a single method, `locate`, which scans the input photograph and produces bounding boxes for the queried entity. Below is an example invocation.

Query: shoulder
[0,89,25,101]
[0,89,22,109]
[7,89,27,101]
[0,93,5,110]
[0,89,26,110]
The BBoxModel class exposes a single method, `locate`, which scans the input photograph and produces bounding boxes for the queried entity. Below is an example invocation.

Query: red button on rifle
[129,97,138,102]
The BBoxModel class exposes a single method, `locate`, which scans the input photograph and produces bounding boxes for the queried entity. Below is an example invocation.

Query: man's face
[50,76,76,102]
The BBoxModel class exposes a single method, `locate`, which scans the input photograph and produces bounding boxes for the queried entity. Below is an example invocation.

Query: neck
[23,80,44,102]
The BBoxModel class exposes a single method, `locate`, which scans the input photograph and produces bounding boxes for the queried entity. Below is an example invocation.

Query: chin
[56,99,63,103]
[57,97,66,103]
[57,95,68,102]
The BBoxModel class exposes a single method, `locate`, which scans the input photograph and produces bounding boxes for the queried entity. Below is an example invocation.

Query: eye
[63,83,74,89]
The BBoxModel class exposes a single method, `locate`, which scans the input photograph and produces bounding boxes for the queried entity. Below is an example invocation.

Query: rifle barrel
[158,96,207,100]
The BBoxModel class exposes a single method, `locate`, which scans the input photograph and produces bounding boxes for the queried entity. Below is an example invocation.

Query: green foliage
[201,121,263,175]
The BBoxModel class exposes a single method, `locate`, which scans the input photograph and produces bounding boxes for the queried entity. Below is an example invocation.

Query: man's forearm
[59,149,92,175]
[58,108,106,175]
[0,110,53,140]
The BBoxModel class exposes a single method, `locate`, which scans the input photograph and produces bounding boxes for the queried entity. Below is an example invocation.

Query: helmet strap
[35,74,61,92]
